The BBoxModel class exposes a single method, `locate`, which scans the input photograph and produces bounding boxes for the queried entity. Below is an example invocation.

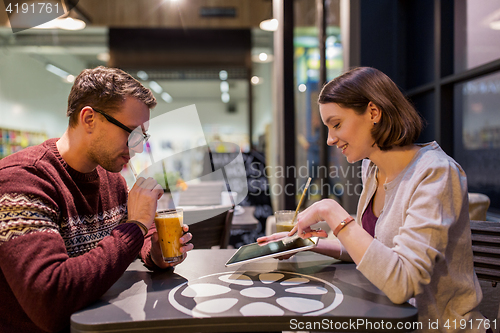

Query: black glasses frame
[92,108,150,148]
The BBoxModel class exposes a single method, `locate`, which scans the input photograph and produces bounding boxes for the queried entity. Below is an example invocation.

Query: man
[0,66,193,332]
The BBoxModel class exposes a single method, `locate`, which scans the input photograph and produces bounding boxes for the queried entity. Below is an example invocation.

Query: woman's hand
[150,224,193,269]
[256,232,295,260]
[293,226,329,239]
[256,228,328,260]
[256,232,290,246]
[257,228,328,246]
[291,199,350,238]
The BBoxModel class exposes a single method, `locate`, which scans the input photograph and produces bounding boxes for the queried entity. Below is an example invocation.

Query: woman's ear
[368,101,382,123]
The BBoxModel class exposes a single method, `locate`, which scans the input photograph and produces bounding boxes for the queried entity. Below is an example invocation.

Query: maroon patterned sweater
[0,138,153,333]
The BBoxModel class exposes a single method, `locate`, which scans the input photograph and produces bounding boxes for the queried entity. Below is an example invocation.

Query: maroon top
[362,196,378,237]
[0,139,157,333]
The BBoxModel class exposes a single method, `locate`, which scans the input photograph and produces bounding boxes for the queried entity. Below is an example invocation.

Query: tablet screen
[225,237,319,266]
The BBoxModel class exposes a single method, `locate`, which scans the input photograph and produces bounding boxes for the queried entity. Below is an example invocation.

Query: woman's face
[319,103,378,163]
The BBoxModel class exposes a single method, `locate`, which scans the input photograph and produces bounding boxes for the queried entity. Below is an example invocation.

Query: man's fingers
[134,177,160,190]
[180,243,194,253]
[153,183,164,199]
[180,233,192,244]
[143,177,159,189]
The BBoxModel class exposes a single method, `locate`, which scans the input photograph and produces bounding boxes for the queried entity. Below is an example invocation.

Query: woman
[259,67,486,332]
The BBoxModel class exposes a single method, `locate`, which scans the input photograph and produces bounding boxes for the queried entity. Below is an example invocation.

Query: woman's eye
[332,123,340,129]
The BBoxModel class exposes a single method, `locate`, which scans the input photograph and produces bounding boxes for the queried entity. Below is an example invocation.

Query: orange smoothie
[154,209,183,263]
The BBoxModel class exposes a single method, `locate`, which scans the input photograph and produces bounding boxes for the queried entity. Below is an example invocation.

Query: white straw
[128,161,138,180]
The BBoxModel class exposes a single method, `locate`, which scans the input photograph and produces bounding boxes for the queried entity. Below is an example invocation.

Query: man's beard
[88,136,123,173]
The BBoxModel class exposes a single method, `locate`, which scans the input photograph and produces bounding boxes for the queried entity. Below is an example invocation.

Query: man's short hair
[67,66,157,127]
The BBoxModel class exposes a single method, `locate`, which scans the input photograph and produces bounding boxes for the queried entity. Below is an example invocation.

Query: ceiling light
[59,17,86,30]
[221,92,230,103]
[161,92,173,103]
[219,70,228,81]
[251,76,261,85]
[137,71,149,80]
[259,18,278,32]
[46,64,68,77]
[34,17,86,30]
[298,84,307,92]
[149,81,163,94]
[251,53,274,63]
[34,19,60,29]
[220,81,229,93]
[45,64,74,83]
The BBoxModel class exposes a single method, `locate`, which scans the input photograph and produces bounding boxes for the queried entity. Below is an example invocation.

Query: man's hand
[128,177,163,229]
[150,224,193,269]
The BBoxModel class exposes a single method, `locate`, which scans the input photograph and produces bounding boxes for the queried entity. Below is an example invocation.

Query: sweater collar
[47,138,100,182]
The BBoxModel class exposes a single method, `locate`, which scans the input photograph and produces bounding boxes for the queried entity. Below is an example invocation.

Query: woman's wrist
[323,206,352,235]
[310,238,343,259]
[333,216,355,237]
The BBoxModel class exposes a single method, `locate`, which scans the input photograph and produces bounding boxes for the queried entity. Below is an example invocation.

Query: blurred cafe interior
[2,0,500,325]
[2,0,500,226]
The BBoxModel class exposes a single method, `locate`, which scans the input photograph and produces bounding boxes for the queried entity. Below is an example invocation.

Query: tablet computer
[225,236,319,267]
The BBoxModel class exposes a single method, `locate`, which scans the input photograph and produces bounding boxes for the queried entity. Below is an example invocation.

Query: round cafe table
[71,249,418,333]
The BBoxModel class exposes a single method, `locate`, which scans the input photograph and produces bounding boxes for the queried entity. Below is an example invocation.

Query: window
[454,0,500,73]
[454,71,500,212]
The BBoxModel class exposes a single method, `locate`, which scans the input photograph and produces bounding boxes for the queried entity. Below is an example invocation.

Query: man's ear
[368,101,382,123]
[79,106,96,133]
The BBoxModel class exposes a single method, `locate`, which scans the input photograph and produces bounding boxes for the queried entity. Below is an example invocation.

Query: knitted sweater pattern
[0,138,145,333]
[0,139,127,255]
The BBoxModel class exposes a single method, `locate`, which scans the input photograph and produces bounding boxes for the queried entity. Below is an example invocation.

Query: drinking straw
[292,177,312,224]
[281,177,312,245]
[128,161,138,180]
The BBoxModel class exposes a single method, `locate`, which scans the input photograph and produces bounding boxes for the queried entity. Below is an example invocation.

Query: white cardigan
[343,142,485,332]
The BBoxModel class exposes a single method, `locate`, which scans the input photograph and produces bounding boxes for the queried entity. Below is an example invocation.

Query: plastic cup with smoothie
[154,208,184,264]
[275,210,296,232]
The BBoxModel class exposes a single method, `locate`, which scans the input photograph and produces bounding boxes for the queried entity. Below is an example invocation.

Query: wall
[0,45,86,137]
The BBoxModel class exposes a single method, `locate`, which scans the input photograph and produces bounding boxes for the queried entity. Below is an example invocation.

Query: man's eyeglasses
[92,108,150,148]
